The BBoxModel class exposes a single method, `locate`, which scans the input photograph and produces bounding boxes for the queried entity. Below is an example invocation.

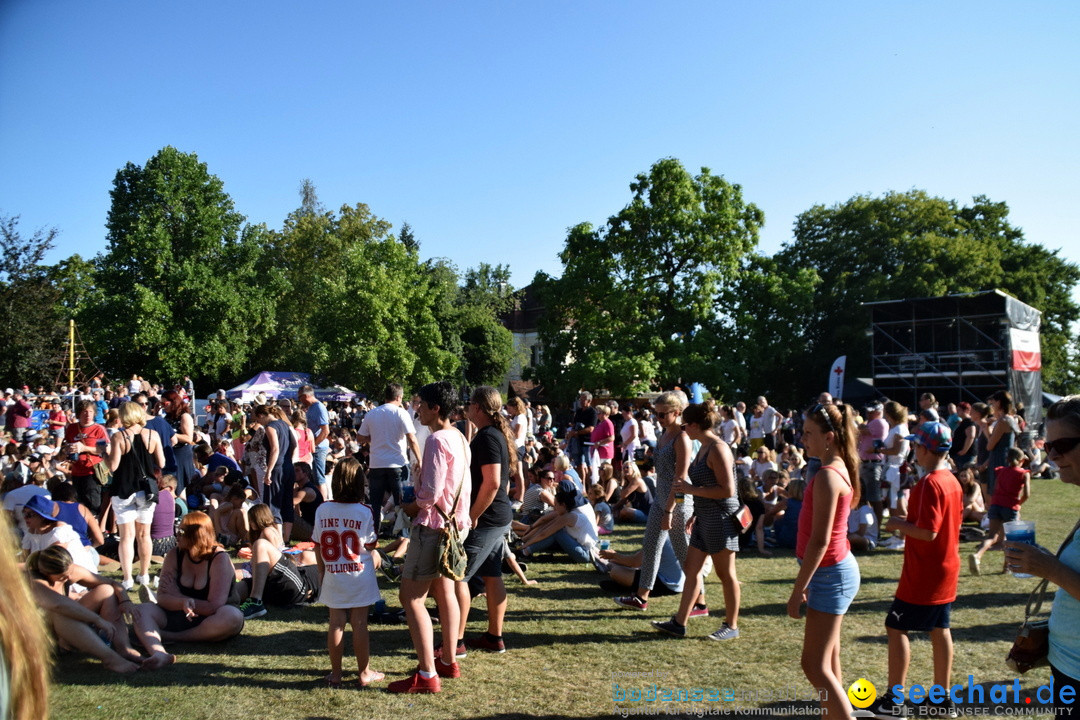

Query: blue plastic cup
[1004,520,1036,579]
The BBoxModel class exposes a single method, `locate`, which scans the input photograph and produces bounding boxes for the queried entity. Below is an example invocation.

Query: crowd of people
[2,376,1080,716]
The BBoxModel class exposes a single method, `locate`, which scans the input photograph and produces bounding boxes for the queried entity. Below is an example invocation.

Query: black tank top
[176,549,227,601]
[112,430,153,498]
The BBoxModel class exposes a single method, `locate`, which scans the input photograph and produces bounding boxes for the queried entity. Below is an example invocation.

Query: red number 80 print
[319,530,362,563]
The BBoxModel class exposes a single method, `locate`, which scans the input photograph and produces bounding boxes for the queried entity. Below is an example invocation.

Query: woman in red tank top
[788,402,861,719]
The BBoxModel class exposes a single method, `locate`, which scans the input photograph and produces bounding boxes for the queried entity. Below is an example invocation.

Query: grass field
[49,477,1077,720]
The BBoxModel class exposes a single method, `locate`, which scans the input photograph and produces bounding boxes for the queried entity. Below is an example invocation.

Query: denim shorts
[805,552,860,615]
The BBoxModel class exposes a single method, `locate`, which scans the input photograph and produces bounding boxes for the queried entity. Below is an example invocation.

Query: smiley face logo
[847,678,876,709]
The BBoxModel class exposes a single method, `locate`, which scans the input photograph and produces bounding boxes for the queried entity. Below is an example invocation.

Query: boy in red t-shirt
[870,421,963,718]
[970,446,1030,575]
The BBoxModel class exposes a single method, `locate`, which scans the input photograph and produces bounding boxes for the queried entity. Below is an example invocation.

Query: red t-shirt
[63,422,107,477]
[896,468,963,605]
[991,466,1029,511]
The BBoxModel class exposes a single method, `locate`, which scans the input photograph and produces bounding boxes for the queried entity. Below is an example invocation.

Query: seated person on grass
[611,462,652,525]
[235,503,320,620]
[847,487,879,552]
[519,480,599,565]
[588,483,614,535]
[513,467,557,534]
[213,483,249,547]
[131,511,245,643]
[150,474,182,561]
[956,464,986,524]
[291,461,323,542]
[771,479,805,549]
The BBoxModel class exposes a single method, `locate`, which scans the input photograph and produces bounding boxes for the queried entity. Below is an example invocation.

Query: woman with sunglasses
[1005,396,1080,718]
[788,402,861,719]
[615,391,705,615]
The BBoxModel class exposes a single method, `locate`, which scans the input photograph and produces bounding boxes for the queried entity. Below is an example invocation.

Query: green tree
[399,221,419,253]
[259,187,459,392]
[761,191,1080,401]
[533,158,764,399]
[0,215,65,386]
[86,146,282,383]
[458,263,515,387]
[46,253,99,320]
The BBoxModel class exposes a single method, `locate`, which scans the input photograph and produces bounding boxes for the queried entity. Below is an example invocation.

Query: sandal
[323,673,342,689]
[358,671,385,689]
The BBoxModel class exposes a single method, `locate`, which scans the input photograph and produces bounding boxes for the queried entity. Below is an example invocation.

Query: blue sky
[2,1,1078,290]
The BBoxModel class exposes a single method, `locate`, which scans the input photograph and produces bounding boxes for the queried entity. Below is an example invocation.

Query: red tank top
[796,463,853,567]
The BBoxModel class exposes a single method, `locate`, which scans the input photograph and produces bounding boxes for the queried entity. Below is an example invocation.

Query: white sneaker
[121,579,134,591]
[138,584,157,604]
[137,574,151,586]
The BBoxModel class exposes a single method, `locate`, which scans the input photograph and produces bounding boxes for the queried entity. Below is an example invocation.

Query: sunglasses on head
[1045,437,1080,456]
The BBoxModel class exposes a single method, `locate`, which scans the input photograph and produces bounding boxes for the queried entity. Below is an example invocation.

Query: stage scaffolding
[865,290,1043,427]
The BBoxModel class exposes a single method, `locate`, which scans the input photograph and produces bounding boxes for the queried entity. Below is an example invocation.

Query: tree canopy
[0,215,64,386]
[532,158,763,398]
[83,146,282,384]
[753,191,1080,401]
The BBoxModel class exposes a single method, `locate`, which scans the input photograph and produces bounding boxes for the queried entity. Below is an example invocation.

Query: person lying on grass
[27,545,174,673]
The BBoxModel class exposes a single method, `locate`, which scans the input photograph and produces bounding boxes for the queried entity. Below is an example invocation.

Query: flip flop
[323,674,342,689]
[358,671,385,689]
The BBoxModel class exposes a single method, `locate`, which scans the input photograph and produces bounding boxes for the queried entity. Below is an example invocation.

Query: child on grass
[872,421,963,718]
[587,483,614,534]
[970,447,1031,575]
[314,457,383,688]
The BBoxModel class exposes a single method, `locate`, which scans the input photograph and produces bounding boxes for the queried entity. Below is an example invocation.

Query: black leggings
[1052,666,1079,717]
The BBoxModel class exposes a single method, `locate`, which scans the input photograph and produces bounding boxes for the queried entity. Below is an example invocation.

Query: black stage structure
[865,290,1043,427]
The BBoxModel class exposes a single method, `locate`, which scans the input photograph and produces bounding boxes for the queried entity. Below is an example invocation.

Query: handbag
[434,435,468,581]
[734,504,754,534]
[1006,519,1080,673]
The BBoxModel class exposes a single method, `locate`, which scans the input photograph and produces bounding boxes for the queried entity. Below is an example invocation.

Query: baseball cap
[906,421,952,454]
[555,479,587,508]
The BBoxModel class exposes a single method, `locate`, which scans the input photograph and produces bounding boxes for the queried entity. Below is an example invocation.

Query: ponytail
[470,386,518,475]
[807,402,861,507]
[834,404,861,507]
[489,411,520,476]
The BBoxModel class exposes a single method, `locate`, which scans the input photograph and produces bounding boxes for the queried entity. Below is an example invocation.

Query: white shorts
[111,491,156,525]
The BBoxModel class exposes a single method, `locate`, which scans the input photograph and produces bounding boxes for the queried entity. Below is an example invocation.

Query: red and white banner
[828,356,846,401]
[1009,328,1042,371]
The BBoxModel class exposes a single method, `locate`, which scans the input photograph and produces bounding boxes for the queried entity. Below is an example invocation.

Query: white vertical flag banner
[828,356,846,401]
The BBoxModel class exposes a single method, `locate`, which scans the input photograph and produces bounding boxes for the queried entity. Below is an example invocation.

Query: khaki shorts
[402,523,469,582]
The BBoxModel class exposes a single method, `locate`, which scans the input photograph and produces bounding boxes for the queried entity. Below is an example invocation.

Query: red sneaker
[688,603,710,618]
[434,639,467,660]
[435,660,461,679]
[387,672,441,694]
[465,633,506,653]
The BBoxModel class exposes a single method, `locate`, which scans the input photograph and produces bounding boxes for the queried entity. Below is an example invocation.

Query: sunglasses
[656,410,678,418]
[1045,437,1080,457]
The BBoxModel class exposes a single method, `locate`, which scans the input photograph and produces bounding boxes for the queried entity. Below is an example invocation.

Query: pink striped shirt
[414,428,472,531]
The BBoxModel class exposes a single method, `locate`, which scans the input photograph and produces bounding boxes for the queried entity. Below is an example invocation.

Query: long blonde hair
[1,511,52,720]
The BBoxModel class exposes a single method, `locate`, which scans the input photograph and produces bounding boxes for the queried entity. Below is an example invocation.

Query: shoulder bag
[434,435,468,581]
[1006,519,1080,673]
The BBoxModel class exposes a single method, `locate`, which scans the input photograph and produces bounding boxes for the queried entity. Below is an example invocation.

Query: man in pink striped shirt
[389,381,472,694]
